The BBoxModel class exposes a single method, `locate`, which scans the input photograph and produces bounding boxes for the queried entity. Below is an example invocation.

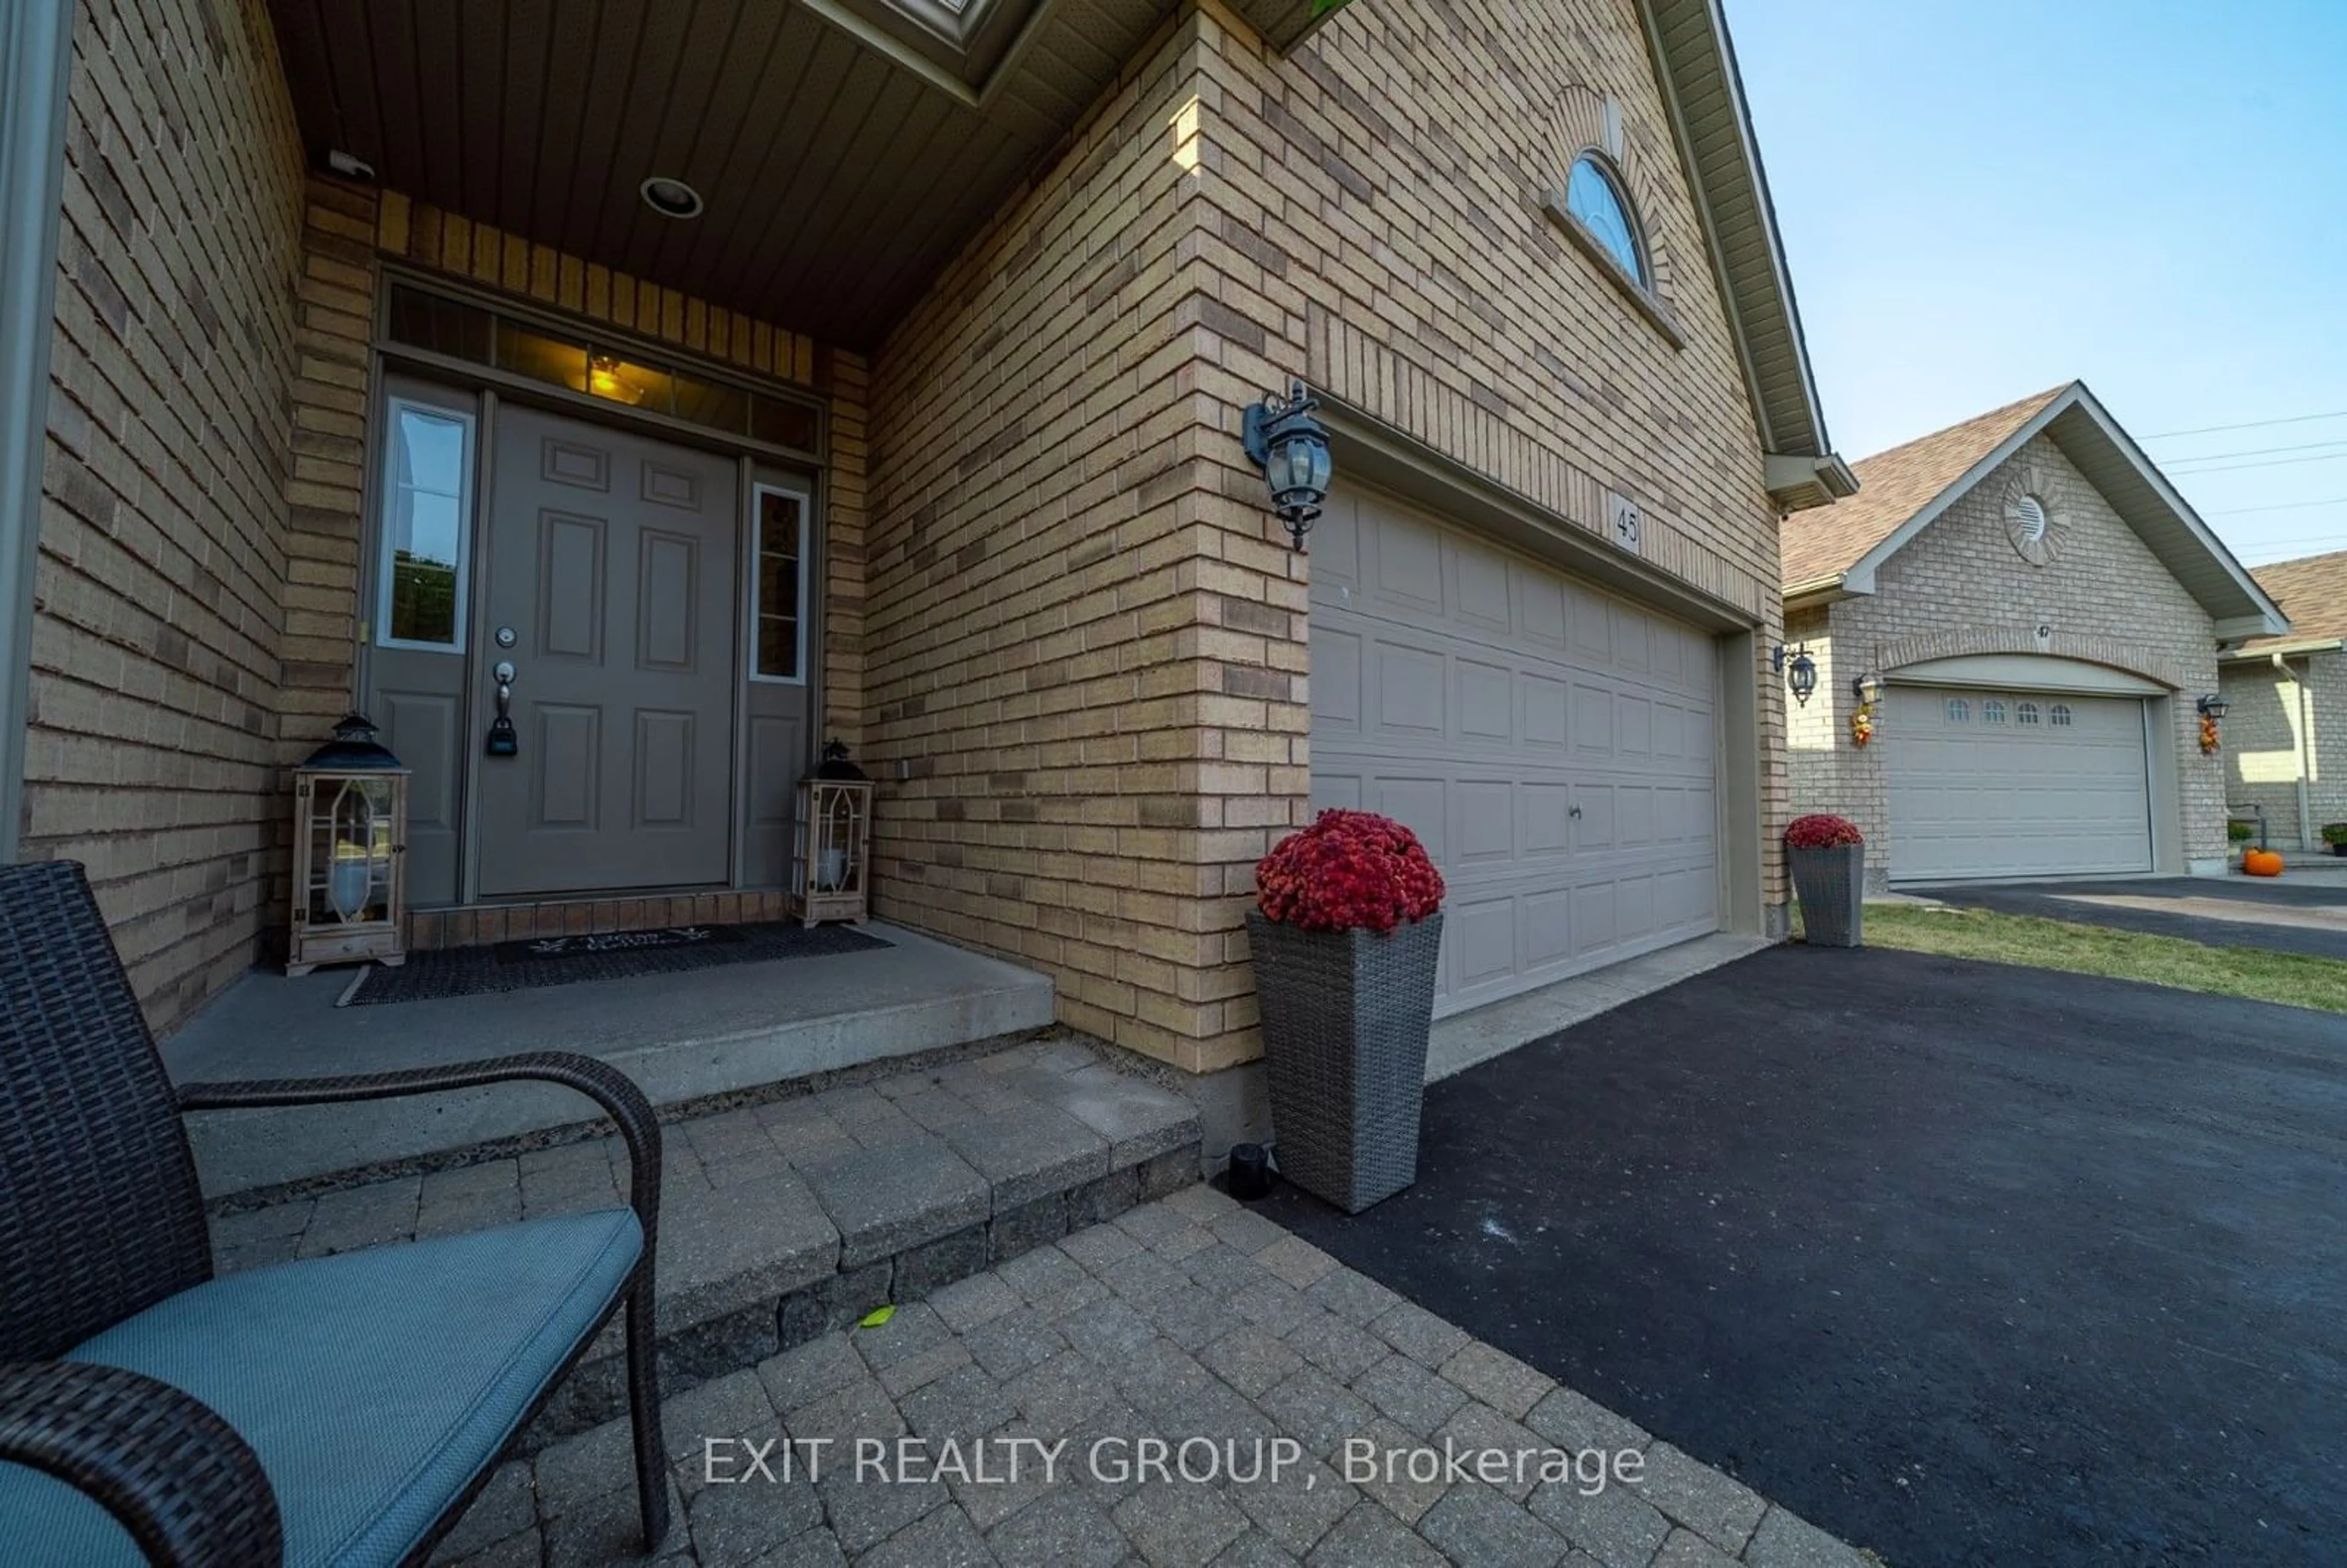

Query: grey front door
[475,405,739,896]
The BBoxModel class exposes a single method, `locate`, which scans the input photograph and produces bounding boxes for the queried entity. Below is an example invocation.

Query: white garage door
[1884,686,2153,882]
[1309,484,1720,1019]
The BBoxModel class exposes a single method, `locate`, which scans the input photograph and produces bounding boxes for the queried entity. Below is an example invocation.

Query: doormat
[491,923,745,964]
[336,920,892,1006]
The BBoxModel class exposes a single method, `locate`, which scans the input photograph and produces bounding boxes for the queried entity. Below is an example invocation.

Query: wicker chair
[0,861,669,1566]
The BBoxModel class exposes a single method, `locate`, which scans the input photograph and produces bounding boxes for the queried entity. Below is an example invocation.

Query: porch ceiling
[265,0,1241,348]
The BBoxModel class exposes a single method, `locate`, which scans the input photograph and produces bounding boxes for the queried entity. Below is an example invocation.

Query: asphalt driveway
[1257,945,2347,1567]
[1918,874,2347,959]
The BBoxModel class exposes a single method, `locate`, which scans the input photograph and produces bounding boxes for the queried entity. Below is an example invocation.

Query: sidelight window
[751,484,809,683]
[376,398,476,650]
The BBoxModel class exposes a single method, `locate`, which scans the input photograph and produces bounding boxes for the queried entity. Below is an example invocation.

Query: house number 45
[1607,491,1643,554]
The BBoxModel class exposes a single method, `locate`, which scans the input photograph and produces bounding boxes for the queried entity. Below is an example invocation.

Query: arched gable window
[1565,155,1645,284]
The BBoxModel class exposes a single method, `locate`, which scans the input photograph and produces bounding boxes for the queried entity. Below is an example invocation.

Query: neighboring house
[1781,383,2286,887]
[0,0,1854,1084]
[2219,551,2347,851]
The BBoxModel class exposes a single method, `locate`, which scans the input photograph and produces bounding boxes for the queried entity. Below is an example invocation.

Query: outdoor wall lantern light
[1853,672,1884,706]
[1243,379,1333,551]
[2196,693,2230,720]
[1771,642,1819,706]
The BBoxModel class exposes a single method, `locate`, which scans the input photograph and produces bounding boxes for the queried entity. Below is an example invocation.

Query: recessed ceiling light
[640,177,705,219]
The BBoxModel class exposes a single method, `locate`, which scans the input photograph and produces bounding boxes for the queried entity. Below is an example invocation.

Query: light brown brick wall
[862,10,1249,1072]
[23,0,306,1032]
[2221,650,2347,851]
[864,0,1793,1072]
[1789,431,2225,875]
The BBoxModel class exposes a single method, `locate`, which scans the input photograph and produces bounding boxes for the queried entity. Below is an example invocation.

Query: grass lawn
[1820,903,2347,1017]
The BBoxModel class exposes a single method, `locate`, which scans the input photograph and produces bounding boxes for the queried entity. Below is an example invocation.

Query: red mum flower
[1783,813,1864,849]
[1255,810,1446,932]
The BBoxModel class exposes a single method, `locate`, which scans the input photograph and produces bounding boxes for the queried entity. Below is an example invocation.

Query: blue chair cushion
[0,1207,641,1567]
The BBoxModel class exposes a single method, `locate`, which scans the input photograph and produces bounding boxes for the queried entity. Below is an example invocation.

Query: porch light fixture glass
[639,176,705,219]
[2197,694,2229,720]
[287,714,410,976]
[1243,380,1334,551]
[1771,642,1819,706]
[795,740,875,928]
[1853,671,1884,705]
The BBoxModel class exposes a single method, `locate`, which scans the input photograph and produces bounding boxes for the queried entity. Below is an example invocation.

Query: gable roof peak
[1780,381,2285,640]
[1779,384,2072,591]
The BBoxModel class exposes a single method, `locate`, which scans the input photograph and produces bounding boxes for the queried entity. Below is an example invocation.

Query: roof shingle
[2243,550,2347,652]
[1780,385,2070,589]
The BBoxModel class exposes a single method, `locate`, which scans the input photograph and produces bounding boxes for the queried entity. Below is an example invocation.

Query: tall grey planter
[1245,909,1442,1214]
[1789,844,1865,947]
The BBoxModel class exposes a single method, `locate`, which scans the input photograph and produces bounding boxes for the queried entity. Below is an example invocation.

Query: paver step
[202,1033,1203,1443]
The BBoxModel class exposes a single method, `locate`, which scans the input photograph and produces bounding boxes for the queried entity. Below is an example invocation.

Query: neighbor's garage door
[1885,686,2153,881]
[1309,483,1720,1018]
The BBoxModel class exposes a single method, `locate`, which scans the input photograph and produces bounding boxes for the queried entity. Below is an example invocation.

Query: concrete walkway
[422,1186,1873,1568]
[168,922,1056,1194]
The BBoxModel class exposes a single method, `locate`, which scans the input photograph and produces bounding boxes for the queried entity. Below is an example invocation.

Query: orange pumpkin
[2242,849,2284,877]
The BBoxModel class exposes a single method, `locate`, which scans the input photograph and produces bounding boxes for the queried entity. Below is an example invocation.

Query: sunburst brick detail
[2002,463,2068,567]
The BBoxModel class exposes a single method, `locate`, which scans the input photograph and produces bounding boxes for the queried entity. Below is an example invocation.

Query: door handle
[485,661,520,757]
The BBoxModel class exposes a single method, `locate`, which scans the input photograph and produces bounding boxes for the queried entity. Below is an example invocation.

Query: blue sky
[1731,0,2347,566]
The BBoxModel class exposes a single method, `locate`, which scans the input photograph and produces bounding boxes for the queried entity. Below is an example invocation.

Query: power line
[2144,409,2347,441]
[2166,449,2347,478]
[2162,436,2347,464]
[2209,495,2347,516]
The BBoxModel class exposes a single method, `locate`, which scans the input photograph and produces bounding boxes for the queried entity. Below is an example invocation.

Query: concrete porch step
[200,1033,1204,1444]
[165,921,1057,1196]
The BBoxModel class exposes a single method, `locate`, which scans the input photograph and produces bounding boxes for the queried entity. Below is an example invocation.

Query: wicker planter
[1788,843,1865,947]
[1245,909,1442,1214]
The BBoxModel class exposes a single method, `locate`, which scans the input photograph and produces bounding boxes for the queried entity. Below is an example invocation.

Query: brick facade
[1787,431,2225,877]
[2220,651,2347,851]
[29,0,1807,1054]
[861,0,1791,1074]
[23,0,306,1032]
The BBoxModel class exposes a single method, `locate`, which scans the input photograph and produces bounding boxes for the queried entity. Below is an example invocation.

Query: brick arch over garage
[1875,629,2188,691]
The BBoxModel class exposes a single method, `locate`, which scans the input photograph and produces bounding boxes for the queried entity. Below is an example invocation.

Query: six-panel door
[474,406,741,896]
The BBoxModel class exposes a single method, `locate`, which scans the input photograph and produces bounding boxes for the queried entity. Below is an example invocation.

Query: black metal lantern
[1771,642,1819,706]
[1243,380,1333,550]
[2196,693,2230,720]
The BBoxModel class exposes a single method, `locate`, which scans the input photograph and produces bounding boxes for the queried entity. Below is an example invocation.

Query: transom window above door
[383,282,822,456]
[752,485,810,683]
